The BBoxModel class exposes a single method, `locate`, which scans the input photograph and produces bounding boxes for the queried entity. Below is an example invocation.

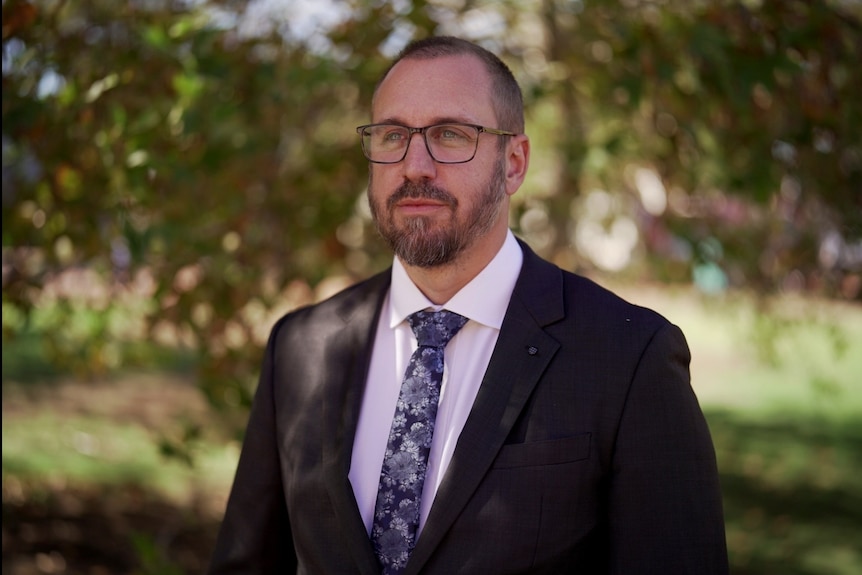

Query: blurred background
[2,0,861,573]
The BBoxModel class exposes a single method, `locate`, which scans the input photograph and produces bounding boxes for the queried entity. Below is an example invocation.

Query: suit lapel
[321,270,390,575]
[407,244,565,573]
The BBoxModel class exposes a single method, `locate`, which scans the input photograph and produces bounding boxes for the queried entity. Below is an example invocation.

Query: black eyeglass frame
[355,123,517,164]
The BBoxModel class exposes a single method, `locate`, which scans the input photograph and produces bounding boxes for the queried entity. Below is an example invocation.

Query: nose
[401,131,437,181]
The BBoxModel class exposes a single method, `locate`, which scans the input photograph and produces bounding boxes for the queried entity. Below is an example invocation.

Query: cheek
[368,166,399,194]
[367,171,395,216]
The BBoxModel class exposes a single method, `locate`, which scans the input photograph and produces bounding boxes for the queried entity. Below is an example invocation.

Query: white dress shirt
[348,230,524,536]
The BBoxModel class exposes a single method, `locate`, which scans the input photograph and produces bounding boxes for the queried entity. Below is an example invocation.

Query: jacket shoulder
[563,271,671,328]
[517,239,672,332]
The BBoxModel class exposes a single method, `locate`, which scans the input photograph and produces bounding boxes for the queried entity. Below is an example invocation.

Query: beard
[369,156,507,268]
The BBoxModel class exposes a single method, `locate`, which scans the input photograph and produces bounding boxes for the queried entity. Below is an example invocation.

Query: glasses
[356,123,516,164]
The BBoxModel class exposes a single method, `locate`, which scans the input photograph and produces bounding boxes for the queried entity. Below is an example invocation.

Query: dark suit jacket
[209,241,728,574]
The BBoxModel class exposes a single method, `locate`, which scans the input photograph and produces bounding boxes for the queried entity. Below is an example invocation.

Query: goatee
[369,158,506,268]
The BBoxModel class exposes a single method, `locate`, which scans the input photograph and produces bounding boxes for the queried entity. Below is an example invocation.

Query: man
[209,36,728,574]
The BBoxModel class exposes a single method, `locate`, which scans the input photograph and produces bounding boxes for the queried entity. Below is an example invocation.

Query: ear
[504,134,530,197]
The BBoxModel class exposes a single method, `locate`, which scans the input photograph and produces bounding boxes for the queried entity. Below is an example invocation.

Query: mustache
[386,181,458,210]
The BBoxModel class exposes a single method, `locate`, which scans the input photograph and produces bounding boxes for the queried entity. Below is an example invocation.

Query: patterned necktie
[370,309,469,574]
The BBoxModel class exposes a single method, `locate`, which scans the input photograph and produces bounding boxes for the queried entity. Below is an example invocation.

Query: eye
[367,125,408,145]
[436,125,470,141]
[382,128,407,142]
[428,125,477,149]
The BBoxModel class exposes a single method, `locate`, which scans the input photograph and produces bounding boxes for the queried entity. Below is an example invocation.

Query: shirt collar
[388,230,523,330]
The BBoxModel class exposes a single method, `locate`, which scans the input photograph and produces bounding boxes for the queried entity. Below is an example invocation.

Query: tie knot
[408,310,468,348]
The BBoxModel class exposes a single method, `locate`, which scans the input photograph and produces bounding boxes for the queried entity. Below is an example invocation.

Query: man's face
[367,55,510,268]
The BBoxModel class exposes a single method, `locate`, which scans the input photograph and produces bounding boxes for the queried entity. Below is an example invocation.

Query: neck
[400,226,508,305]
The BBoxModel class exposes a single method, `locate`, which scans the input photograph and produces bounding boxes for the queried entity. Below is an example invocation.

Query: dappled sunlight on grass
[2,376,237,574]
[2,413,237,508]
[2,376,238,511]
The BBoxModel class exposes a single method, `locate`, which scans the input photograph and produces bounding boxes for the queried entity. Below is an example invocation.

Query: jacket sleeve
[208,324,297,574]
[608,322,728,574]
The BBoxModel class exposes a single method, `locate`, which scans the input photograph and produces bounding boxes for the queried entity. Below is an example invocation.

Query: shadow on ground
[2,481,219,575]
[706,408,862,575]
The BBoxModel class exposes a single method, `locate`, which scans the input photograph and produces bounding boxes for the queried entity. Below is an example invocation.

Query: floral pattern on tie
[371,310,468,574]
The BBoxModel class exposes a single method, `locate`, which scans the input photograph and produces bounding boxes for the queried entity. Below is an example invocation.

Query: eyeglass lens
[362,124,480,163]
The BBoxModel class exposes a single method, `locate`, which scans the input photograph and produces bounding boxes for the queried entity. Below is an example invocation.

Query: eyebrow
[374,116,480,127]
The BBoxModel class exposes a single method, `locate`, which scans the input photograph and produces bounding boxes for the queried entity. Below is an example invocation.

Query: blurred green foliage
[2,0,861,416]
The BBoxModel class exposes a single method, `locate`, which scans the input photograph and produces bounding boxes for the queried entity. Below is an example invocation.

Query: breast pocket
[492,432,591,469]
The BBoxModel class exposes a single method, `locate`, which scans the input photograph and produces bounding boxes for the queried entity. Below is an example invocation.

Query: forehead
[373,54,495,125]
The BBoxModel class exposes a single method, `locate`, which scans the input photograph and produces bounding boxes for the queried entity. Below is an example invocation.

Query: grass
[2,412,237,505]
[2,373,234,574]
[3,284,861,574]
